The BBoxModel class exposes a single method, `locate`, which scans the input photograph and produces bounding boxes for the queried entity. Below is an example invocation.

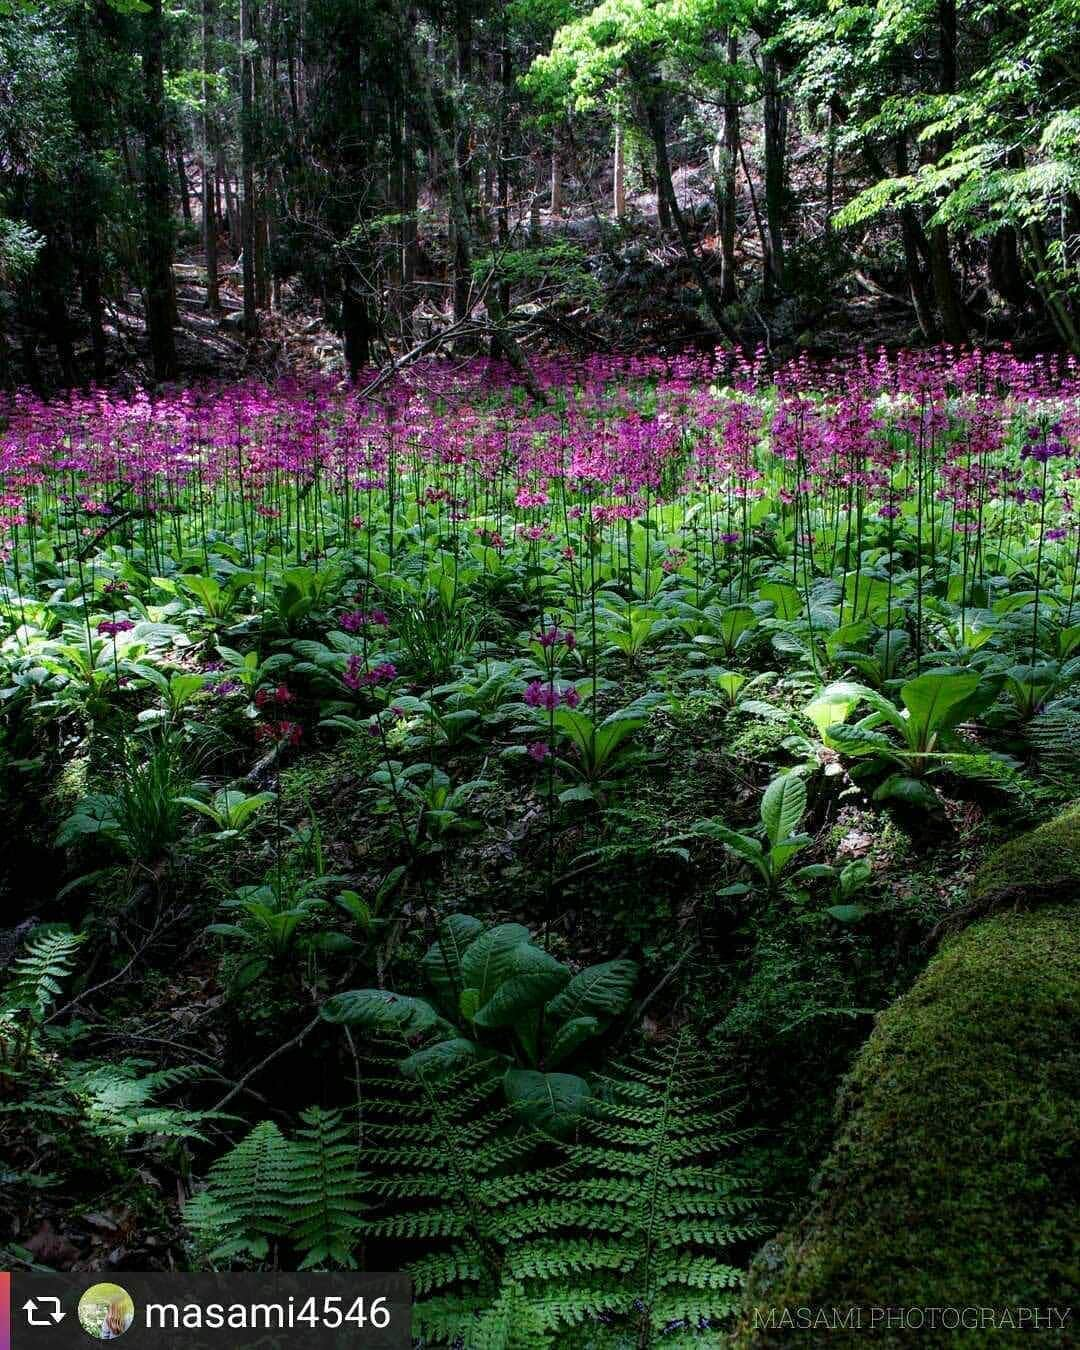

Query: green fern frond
[5,927,84,1017]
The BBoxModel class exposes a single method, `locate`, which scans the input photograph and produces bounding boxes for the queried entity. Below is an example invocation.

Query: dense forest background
[2,0,1079,389]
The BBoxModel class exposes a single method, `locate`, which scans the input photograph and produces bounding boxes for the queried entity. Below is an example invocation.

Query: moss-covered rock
[737,807,1080,1348]
[968,802,1080,901]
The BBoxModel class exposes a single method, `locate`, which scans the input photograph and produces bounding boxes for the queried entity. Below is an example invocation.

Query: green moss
[969,803,1080,901]
[738,890,1080,1346]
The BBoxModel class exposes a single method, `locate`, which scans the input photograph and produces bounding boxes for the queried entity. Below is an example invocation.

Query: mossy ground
[738,808,1080,1348]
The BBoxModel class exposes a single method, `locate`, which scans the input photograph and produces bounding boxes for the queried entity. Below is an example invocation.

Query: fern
[4,926,84,1018]
[355,1037,760,1347]
[186,1120,301,1262]
[185,1108,365,1268]
[290,1108,366,1268]
[1027,704,1080,782]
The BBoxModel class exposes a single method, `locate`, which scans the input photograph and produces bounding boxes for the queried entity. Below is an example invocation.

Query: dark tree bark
[174,132,192,221]
[498,33,512,314]
[643,81,738,342]
[761,46,787,299]
[718,32,739,305]
[72,5,108,383]
[202,0,220,312]
[395,0,544,399]
[453,2,473,324]
[891,137,937,339]
[929,0,967,342]
[142,0,178,379]
[239,0,258,336]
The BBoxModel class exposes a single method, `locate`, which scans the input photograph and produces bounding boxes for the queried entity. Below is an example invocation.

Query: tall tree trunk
[498,34,511,313]
[761,46,786,300]
[613,116,627,219]
[202,0,220,312]
[824,96,837,234]
[239,0,258,335]
[250,0,270,310]
[174,132,192,221]
[550,127,564,216]
[892,137,936,339]
[72,7,107,383]
[988,226,1027,306]
[652,97,672,232]
[453,4,473,324]
[929,0,966,342]
[718,32,739,304]
[143,0,178,379]
[398,3,544,399]
[643,81,737,341]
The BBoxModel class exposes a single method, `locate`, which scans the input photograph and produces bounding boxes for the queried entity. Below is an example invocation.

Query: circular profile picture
[78,1284,135,1341]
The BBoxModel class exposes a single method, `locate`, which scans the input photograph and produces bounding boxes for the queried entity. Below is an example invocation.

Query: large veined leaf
[759,581,803,620]
[899,668,984,743]
[399,1038,498,1080]
[545,1015,603,1067]
[459,923,532,1005]
[320,989,450,1037]
[503,1069,591,1135]
[718,604,757,649]
[421,914,485,1014]
[693,820,764,862]
[760,773,807,847]
[872,773,941,811]
[472,945,571,1029]
[546,959,639,1024]
[824,721,896,756]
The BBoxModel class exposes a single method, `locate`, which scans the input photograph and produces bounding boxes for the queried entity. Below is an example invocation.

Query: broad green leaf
[459,923,531,1004]
[872,774,941,810]
[400,1038,495,1080]
[759,581,803,620]
[422,913,485,1013]
[546,959,638,1023]
[760,773,807,846]
[825,904,869,923]
[503,1069,591,1136]
[545,1016,602,1067]
[472,945,571,1029]
[900,669,983,743]
[320,989,449,1036]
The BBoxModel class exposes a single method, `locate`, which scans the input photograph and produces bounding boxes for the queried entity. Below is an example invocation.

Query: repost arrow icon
[22,1295,66,1325]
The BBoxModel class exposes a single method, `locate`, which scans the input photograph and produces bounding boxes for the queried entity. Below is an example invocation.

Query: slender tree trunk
[250,0,270,310]
[929,0,966,342]
[72,9,107,383]
[143,0,178,378]
[761,46,786,299]
[643,82,737,341]
[202,0,220,311]
[498,34,511,313]
[892,137,936,339]
[718,32,739,304]
[453,5,473,324]
[174,132,192,221]
[550,127,564,216]
[613,116,627,219]
[653,97,672,232]
[239,0,258,335]
[824,97,837,234]
[398,3,544,399]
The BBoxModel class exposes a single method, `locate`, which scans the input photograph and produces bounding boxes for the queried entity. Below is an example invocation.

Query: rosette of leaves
[321,915,638,1134]
[805,667,1007,807]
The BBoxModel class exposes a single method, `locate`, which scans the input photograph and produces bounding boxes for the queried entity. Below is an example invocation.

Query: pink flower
[97,619,135,638]
[527,741,551,762]
[523,679,578,710]
[344,656,398,691]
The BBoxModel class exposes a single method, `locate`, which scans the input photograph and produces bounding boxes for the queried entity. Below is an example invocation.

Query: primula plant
[321,914,638,1134]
